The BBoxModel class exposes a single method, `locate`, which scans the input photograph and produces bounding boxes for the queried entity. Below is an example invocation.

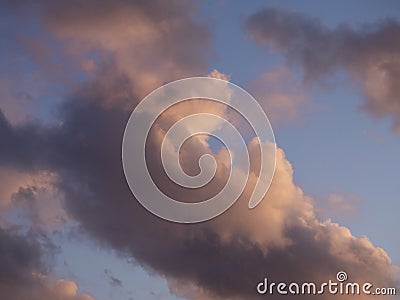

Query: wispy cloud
[246,7,400,133]
[246,67,310,126]
[317,192,362,222]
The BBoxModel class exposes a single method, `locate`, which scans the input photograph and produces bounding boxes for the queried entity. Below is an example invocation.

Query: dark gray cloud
[0,110,51,171]
[246,7,400,133]
[0,227,93,299]
[0,227,47,285]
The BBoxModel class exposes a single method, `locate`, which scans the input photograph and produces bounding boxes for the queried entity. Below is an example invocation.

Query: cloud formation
[0,1,399,299]
[246,7,400,132]
[0,83,397,298]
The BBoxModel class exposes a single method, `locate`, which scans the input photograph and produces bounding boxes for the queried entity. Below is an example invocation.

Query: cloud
[208,69,231,81]
[16,0,210,98]
[0,168,68,232]
[316,192,362,223]
[0,0,212,124]
[0,2,398,299]
[246,67,310,126]
[0,86,397,298]
[246,7,400,133]
[0,226,95,299]
[0,227,48,285]
[52,280,96,300]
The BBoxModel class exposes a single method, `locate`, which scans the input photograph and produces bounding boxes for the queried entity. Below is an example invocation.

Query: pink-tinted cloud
[317,192,362,221]
[247,67,310,126]
[32,0,211,99]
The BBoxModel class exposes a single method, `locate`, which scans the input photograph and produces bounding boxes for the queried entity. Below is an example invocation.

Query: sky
[0,1,400,299]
